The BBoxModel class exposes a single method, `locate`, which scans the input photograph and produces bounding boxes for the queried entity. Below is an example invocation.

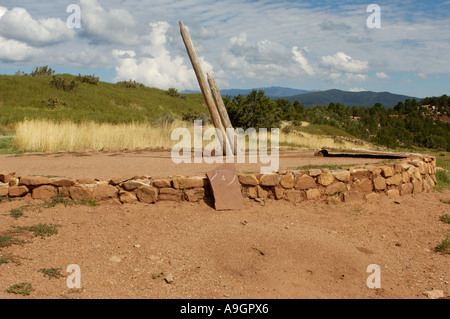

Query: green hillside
[286,89,420,108]
[0,73,207,132]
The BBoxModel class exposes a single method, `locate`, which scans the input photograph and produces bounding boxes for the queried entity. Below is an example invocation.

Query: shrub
[182,111,211,125]
[76,74,99,85]
[167,88,181,97]
[42,96,67,109]
[50,76,78,92]
[116,80,145,88]
[31,65,55,77]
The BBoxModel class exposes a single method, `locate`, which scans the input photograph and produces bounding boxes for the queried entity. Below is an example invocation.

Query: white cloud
[321,52,369,74]
[113,21,210,90]
[376,72,390,79]
[80,0,140,45]
[349,88,367,92]
[0,36,38,62]
[417,72,427,80]
[0,7,73,46]
[292,46,315,76]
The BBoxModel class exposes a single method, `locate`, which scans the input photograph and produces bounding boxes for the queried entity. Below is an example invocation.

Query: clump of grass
[9,208,24,219]
[0,258,10,265]
[116,80,145,88]
[17,223,59,239]
[440,214,450,224]
[435,235,450,254]
[78,199,98,207]
[0,235,26,248]
[6,282,34,296]
[50,76,78,92]
[435,169,450,192]
[38,267,64,280]
[45,194,71,208]
[76,74,99,85]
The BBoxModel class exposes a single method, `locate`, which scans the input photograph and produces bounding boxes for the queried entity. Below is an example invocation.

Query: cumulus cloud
[0,7,73,46]
[0,36,38,62]
[376,72,389,79]
[80,0,140,45]
[220,32,314,82]
[320,52,369,83]
[113,21,210,90]
[349,88,368,92]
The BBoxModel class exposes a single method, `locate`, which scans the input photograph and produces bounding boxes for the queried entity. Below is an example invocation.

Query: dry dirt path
[0,149,386,180]
[0,188,449,299]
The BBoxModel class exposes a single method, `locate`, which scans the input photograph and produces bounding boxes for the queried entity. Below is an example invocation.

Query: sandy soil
[0,149,387,180]
[0,149,448,300]
[0,187,448,299]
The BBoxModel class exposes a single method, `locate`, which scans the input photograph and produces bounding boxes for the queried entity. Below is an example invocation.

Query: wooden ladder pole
[179,21,232,156]
[207,72,237,155]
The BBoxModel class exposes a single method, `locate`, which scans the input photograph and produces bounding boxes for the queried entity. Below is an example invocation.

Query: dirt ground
[0,149,387,180]
[0,150,449,299]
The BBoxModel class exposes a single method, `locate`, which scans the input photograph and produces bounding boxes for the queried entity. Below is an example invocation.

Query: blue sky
[0,0,449,98]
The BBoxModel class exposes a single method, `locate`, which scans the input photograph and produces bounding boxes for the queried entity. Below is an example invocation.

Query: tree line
[222,90,450,151]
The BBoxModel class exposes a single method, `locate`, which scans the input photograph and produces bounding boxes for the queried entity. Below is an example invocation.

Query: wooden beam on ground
[179,21,232,156]
[207,72,237,155]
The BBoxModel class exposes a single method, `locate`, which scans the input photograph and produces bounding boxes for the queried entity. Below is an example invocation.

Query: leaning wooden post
[179,21,232,156]
[207,72,237,155]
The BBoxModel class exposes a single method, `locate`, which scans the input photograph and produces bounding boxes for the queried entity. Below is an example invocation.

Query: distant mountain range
[183,86,420,108]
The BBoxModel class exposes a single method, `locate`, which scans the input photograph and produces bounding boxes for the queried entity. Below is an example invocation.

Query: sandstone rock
[51,179,76,187]
[273,187,285,200]
[19,176,53,186]
[257,186,268,199]
[58,187,71,198]
[387,189,400,199]
[344,190,365,203]
[109,176,131,186]
[317,172,334,187]
[238,174,259,186]
[159,188,183,201]
[373,177,387,191]
[400,183,413,196]
[173,176,207,189]
[76,178,97,185]
[8,178,18,187]
[295,174,317,190]
[386,174,402,186]
[9,186,29,198]
[136,186,158,204]
[32,185,57,200]
[0,185,9,197]
[306,188,321,200]
[122,181,146,191]
[93,185,118,201]
[285,190,303,203]
[412,178,423,194]
[152,179,172,188]
[350,168,370,180]
[260,174,279,187]
[279,172,295,189]
[308,169,322,177]
[69,185,94,201]
[332,170,351,183]
[247,187,258,199]
[423,290,444,299]
[326,182,346,195]
[365,193,380,202]
[119,191,138,204]
[0,174,14,184]
[380,166,395,178]
[401,172,410,183]
[353,178,374,194]
[186,188,205,202]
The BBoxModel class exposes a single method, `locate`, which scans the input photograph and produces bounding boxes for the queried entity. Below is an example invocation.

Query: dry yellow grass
[13,119,375,153]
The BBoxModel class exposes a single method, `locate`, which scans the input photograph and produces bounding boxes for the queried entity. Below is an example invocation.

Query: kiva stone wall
[0,155,437,206]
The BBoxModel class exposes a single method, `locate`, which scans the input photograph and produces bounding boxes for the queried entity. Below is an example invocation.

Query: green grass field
[0,74,207,132]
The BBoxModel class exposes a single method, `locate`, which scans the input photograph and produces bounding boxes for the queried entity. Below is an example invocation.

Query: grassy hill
[0,74,207,133]
[286,89,420,108]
